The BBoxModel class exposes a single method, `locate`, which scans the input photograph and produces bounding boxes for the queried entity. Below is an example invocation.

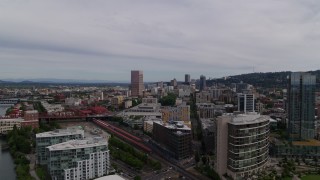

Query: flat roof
[47,138,107,151]
[36,128,84,138]
[229,113,269,125]
[154,121,191,131]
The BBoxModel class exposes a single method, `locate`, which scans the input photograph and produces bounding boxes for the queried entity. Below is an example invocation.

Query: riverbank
[0,138,17,180]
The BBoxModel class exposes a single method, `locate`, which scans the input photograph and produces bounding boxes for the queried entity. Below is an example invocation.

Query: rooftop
[154,121,191,131]
[228,113,270,125]
[47,137,107,151]
[36,128,84,138]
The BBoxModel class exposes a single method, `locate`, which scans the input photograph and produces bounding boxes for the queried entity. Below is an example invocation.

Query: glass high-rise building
[200,75,206,91]
[288,72,316,141]
[185,74,190,83]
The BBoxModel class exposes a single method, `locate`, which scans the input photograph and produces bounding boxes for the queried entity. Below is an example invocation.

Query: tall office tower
[200,75,206,91]
[185,74,190,83]
[237,93,255,113]
[288,72,316,141]
[131,70,144,97]
[215,113,270,179]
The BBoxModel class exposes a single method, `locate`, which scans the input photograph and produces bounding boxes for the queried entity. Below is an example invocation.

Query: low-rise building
[124,100,132,109]
[65,97,82,106]
[196,103,225,119]
[161,104,190,124]
[143,116,162,133]
[0,118,23,134]
[21,110,39,128]
[111,96,124,108]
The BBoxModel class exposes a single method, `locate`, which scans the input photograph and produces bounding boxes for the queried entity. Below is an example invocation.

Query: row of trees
[7,126,34,180]
[33,101,46,113]
[109,137,161,170]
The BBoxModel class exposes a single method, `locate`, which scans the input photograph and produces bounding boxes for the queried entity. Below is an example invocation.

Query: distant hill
[0,79,129,87]
[207,70,320,89]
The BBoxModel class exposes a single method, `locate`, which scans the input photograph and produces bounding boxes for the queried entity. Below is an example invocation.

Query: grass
[301,175,320,180]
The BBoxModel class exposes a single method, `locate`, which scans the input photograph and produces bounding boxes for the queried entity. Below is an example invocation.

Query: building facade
[131,70,144,97]
[196,103,225,119]
[161,104,190,124]
[21,110,39,128]
[237,93,255,113]
[153,121,192,160]
[185,74,190,84]
[36,128,84,165]
[215,113,270,180]
[200,75,206,91]
[46,138,110,180]
[288,72,316,141]
[0,118,23,134]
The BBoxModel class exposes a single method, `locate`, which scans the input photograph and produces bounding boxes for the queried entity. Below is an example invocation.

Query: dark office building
[200,75,206,91]
[153,121,192,160]
[288,72,316,141]
[235,82,249,93]
[237,93,255,113]
[185,74,190,84]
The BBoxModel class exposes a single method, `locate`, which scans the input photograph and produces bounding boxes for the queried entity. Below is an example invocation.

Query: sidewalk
[26,154,40,180]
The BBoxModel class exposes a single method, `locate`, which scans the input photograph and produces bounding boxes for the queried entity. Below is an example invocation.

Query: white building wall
[64,151,109,180]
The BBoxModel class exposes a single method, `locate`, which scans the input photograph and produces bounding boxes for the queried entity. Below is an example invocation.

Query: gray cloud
[1,0,320,81]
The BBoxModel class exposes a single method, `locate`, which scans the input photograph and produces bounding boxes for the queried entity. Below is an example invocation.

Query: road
[92,121,209,180]
[147,150,209,180]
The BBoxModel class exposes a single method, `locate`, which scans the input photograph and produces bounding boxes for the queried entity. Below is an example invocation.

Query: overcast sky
[1,0,320,82]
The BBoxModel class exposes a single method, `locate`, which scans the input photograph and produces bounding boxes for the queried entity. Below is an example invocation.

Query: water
[0,104,12,117]
[0,105,16,180]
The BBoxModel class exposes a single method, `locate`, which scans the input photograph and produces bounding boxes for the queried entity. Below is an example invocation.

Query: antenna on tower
[253,66,255,73]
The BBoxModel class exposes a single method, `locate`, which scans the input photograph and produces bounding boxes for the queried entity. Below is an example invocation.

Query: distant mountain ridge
[1,78,129,84]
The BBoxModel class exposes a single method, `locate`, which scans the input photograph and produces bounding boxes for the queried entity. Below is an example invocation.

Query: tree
[159,93,177,106]
[134,176,141,180]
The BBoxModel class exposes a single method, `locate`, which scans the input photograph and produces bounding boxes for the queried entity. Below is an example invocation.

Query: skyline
[1,1,320,81]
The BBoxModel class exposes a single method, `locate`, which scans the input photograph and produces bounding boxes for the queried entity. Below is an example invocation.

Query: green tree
[159,93,177,106]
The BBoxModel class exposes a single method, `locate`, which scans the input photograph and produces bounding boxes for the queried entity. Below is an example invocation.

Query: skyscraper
[185,74,190,84]
[200,75,206,91]
[288,72,316,141]
[131,70,144,97]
